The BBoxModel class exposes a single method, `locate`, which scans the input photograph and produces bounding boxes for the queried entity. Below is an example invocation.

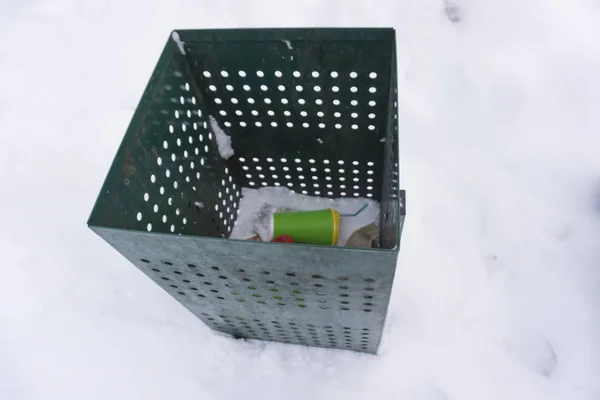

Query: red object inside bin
[273,235,294,243]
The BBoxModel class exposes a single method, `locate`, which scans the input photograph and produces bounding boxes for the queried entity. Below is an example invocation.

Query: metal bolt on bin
[88,28,406,353]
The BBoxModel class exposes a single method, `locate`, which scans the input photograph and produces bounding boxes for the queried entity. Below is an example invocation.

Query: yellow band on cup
[330,209,341,246]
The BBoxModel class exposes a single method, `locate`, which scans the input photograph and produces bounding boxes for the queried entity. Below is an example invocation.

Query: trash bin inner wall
[183,34,399,248]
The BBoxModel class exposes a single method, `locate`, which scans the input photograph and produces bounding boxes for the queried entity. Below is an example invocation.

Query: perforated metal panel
[92,227,399,353]
[88,28,406,354]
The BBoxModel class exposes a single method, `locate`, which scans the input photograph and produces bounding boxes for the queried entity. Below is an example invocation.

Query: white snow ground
[1,0,600,399]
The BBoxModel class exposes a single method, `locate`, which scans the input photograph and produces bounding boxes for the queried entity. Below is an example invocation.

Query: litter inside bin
[245,234,262,241]
[229,187,380,247]
[346,223,380,248]
[273,208,341,246]
[273,234,294,243]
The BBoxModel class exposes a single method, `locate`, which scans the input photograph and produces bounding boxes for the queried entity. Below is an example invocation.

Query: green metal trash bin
[88,28,406,353]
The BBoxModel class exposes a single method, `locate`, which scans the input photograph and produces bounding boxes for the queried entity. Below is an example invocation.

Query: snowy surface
[1,1,600,399]
[209,115,234,159]
[171,30,186,55]
[229,187,380,245]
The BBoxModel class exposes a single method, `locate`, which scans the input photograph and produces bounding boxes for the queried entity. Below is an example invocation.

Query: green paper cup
[272,209,341,246]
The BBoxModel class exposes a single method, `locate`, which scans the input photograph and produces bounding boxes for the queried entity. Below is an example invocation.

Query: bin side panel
[182,33,394,202]
[92,227,398,354]
[88,39,240,238]
[380,39,402,249]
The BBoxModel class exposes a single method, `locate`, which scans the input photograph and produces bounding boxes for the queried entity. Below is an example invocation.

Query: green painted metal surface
[88,28,405,353]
